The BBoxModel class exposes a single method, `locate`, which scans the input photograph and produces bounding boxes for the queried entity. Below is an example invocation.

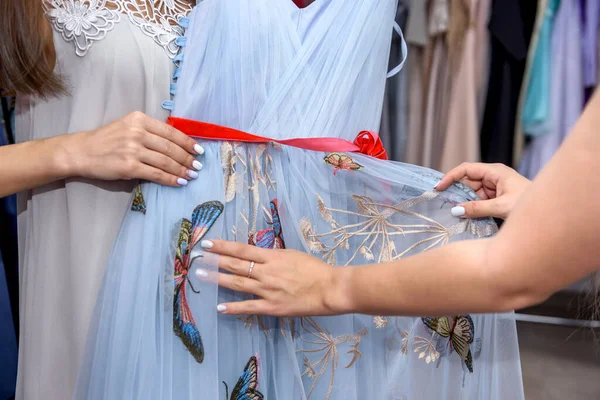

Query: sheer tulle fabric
[76,1,524,399]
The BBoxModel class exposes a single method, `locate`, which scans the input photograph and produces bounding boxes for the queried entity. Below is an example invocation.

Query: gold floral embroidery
[298,318,367,400]
[239,315,299,341]
[385,319,413,357]
[301,190,480,265]
[239,315,271,339]
[303,356,317,378]
[400,330,410,355]
[373,316,389,328]
[279,317,297,339]
[414,333,441,364]
[220,142,238,203]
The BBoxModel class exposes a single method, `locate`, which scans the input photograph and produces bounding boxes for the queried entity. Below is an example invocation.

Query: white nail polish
[201,240,213,249]
[194,144,205,155]
[192,160,203,171]
[196,269,208,278]
[217,304,227,313]
[187,170,199,179]
[177,178,188,186]
[451,206,465,217]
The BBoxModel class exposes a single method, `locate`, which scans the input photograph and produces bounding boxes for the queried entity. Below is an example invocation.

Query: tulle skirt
[75,141,524,400]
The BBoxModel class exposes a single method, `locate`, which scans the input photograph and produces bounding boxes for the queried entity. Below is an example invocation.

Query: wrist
[49,132,88,179]
[327,266,358,315]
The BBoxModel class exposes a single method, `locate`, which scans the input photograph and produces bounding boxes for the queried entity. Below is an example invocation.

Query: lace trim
[43,0,193,58]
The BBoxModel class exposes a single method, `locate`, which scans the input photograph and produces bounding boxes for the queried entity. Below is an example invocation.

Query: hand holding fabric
[436,162,531,219]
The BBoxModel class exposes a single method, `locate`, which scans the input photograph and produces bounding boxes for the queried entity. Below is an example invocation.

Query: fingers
[135,163,188,187]
[201,240,270,264]
[451,198,505,219]
[216,272,263,296]
[217,254,262,278]
[139,149,194,182]
[216,299,274,316]
[139,113,204,156]
[142,133,202,174]
[436,162,499,191]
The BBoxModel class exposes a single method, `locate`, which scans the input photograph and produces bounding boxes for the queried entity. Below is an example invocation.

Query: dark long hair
[0,0,65,96]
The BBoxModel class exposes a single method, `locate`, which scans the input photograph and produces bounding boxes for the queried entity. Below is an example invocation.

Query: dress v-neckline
[250,0,342,130]
[288,0,321,11]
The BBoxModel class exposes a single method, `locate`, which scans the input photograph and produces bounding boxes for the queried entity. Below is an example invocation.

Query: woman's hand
[436,162,531,219]
[198,240,351,317]
[60,111,205,186]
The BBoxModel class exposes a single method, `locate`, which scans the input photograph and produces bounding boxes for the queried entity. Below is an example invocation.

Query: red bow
[353,131,388,160]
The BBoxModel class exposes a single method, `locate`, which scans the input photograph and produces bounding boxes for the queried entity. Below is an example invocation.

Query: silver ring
[247,261,256,278]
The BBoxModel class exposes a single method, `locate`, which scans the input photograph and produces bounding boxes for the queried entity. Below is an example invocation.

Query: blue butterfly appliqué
[223,355,264,400]
[174,201,224,363]
[249,199,285,249]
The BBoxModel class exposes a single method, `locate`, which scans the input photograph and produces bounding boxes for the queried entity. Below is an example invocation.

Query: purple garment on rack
[519,0,583,179]
[583,0,600,88]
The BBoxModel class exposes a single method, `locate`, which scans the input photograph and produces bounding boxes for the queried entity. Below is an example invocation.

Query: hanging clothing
[419,0,452,170]
[480,0,539,166]
[0,97,19,338]
[583,0,600,102]
[474,0,492,121]
[0,107,17,400]
[439,0,491,173]
[520,0,560,139]
[76,1,524,399]
[519,0,583,179]
[0,252,17,400]
[380,0,410,161]
[404,0,428,165]
[15,1,193,399]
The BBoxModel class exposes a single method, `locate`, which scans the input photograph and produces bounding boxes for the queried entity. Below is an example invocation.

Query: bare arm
[338,91,600,316]
[203,93,600,317]
[0,134,73,197]
[0,112,205,198]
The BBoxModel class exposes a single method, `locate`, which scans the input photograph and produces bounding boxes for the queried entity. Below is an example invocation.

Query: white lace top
[43,0,193,58]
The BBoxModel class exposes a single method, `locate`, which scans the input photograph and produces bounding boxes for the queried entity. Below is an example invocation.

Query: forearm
[0,134,77,197]
[335,92,600,317]
[336,238,530,316]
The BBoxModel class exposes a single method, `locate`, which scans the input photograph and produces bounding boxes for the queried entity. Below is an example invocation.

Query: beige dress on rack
[15,1,192,399]
[404,0,428,165]
[421,0,451,170]
[439,0,491,173]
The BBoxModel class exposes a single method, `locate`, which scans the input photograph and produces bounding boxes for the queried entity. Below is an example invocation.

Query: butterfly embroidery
[323,153,364,175]
[421,315,475,373]
[131,183,147,214]
[223,355,264,400]
[249,199,285,249]
[174,201,224,363]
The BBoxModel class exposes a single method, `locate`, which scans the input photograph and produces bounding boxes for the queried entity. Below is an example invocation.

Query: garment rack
[514,313,600,328]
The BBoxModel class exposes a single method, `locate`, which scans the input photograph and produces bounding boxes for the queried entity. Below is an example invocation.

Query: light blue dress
[76,1,525,399]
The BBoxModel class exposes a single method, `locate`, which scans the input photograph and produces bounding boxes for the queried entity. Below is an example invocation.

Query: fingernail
[177,178,188,186]
[451,206,465,217]
[196,269,208,278]
[192,160,203,171]
[187,169,199,179]
[201,240,213,249]
[217,304,227,313]
[194,144,205,155]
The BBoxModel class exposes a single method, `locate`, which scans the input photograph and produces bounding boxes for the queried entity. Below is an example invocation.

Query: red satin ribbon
[167,117,388,160]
